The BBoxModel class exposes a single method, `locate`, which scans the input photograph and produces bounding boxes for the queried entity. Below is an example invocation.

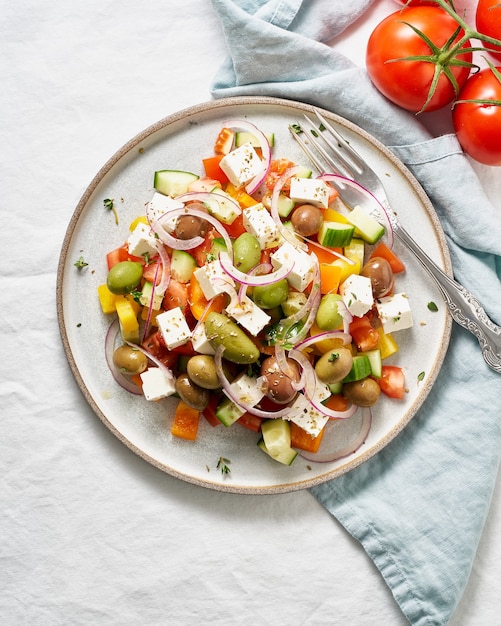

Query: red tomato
[366,7,473,112]
[452,66,501,166]
[379,365,406,399]
[393,1,451,5]
[349,315,380,352]
[162,279,189,312]
[476,0,501,58]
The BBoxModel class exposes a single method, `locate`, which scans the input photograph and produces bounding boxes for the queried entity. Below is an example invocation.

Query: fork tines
[288,110,364,180]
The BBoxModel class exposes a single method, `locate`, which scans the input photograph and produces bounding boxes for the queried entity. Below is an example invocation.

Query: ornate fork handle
[395,224,501,373]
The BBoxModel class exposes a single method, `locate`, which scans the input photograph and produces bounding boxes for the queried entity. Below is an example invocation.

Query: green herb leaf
[216,457,231,475]
[74,256,88,269]
[427,301,439,312]
[417,371,426,382]
[104,198,119,225]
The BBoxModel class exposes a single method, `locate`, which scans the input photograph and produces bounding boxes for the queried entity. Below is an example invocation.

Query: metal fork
[289,110,501,374]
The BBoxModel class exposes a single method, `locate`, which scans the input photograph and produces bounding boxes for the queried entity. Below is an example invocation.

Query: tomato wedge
[349,315,380,352]
[379,365,406,399]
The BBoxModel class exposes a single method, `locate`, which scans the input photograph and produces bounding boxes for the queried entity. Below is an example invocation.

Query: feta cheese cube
[226,293,271,336]
[127,223,159,259]
[376,292,413,333]
[147,192,184,233]
[156,307,192,349]
[271,241,315,291]
[242,203,281,249]
[191,322,216,355]
[288,382,332,437]
[227,373,265,408]
[219,142,263,187]
[289,176,330,208]
[140,367,176,401]
[193,259,234,300]
[339,273,373,317]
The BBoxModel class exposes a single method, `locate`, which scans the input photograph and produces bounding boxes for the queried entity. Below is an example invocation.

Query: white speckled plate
[56,97,452,494]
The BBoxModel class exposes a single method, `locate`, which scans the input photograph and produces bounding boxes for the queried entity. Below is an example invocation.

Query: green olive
[113,345,148,375]
[316,294,344,330]
[106,261,143,295]
[281,292,308,317]
[343,378,381,407]
[252,278,289,309]
[233,232,261,273]
[186,355,221,390]
[315,347,353,385]
[175,373,210,411]
[204,312,260,364]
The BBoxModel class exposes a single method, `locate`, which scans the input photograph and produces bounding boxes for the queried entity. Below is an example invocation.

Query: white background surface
[2,1,500,624]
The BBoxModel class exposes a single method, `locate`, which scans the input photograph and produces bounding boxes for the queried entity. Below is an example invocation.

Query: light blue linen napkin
[209,1,501,624]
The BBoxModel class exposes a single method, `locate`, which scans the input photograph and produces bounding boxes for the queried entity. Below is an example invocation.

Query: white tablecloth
[2,1,500,624]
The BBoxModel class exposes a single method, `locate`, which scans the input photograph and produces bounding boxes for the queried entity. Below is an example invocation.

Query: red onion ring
[318,173,394,249]
[223,119,271,195]
[218,251,294,287]
[104,319,143,395]
[295,329,352,352]
[299,407,372,463]
[214,346,294,419]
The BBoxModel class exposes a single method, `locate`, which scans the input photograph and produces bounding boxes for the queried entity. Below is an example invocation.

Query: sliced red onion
[218,251,294,287]
[318,173,394,249]
[214,346,293,419]
[104,319,143,395]
[295,329,352,351]
[223,119,271,195]
[299,407,372,463]
[154,241,172,295]
[337,299,353,335]
[269,165,309,251]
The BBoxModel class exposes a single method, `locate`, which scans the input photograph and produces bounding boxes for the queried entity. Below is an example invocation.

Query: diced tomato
[265,158,297,191]
[191,228,220,267]
[141,331,179,369]
[202,394,222,427]
[162,279,189,312]
[224,213,247,239]
[370,242,406,274]
[237,412,264,432]
[379,365,406,399]
[349,315,380,352]
[202,155,229,185]
[106,245,130,270]
[142,259,169,286]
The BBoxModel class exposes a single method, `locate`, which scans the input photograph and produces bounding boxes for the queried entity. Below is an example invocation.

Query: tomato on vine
[476,0,501,58]
[452,64,501,166]
[366,5,474,113]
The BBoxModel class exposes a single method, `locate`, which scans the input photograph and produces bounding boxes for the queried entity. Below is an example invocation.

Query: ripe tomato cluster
[367,0,501,165]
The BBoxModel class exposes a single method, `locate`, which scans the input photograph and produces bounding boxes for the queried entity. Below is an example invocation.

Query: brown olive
[175,373,210,411]
[113,345,148,375]
[291,204,323,237]
[260,355,300,404]
[343,378,381,407]
[176,203,208,240]
[361,257,394,299]
[315,348,353,385]
[186,355,221,390]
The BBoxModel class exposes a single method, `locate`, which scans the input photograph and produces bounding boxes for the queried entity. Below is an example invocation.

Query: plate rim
[56,95,453,494]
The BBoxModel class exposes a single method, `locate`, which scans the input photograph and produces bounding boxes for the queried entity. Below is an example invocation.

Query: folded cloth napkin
[209,1,501,624]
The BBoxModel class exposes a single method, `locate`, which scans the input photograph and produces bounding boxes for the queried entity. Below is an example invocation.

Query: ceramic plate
[57,97,452,494]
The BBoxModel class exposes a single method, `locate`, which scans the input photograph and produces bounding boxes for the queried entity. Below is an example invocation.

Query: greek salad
[97,119,412,466]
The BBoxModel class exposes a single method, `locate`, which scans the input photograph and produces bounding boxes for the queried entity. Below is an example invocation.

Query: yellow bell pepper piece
[97,284,120,315]
[129,215,149,231]
[376,326,399,359]
[115,296,141,343]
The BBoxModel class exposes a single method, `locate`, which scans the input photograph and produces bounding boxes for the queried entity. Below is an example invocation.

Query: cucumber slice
[209,237,227,258]
[139,281,163,310]
[343,355,372,383]
[318,221,355,248]
[363,349,382,378]
[170,250,196,283]
[346,206,385,244]
[215,397,244,427]
[204,190,241,225]
[277,193,295,218]
[259,419,298,465]
[153,170,199,197]
[344,237,365,267]
[235,131,275,147]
